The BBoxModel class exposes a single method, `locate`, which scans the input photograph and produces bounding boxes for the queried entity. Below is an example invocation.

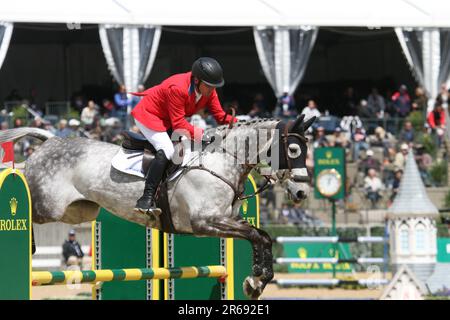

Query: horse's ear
[290,114,305,132]
[302,116,316,132]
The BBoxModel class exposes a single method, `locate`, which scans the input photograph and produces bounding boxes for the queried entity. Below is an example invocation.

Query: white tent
[1,0,450,132]
[1,0,450,27]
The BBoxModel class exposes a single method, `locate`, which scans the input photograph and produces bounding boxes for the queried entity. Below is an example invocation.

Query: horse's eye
[288,144,301,158]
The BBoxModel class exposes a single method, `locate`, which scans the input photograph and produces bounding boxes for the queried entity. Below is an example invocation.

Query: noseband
[172,119,308,205]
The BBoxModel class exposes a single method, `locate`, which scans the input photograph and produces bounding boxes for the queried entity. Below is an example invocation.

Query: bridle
[170,118,308,205]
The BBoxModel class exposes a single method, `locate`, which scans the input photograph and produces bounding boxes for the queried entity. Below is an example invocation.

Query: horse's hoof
[243,276,263,300]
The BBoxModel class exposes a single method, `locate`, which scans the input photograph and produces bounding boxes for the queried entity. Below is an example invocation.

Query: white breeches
[134,119,175,160]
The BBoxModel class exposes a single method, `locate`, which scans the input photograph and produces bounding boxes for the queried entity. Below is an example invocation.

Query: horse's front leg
[191,215,272,300]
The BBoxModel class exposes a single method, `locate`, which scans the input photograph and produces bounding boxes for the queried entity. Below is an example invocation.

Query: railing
[275,114,410,136]
[45,101,71,118]
[358,117,407,135]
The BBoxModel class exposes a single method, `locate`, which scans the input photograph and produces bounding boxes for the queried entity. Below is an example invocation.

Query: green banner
[232,176,259,300]
[437,238,450,263]
[283,243,354,273]
[0,169,32,299]
[95,209,150,300]
[313,147,346,200]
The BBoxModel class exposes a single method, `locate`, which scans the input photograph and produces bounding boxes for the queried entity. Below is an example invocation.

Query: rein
[170,119,307,205]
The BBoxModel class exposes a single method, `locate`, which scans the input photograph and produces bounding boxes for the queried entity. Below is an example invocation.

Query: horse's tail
[0,127,55,144]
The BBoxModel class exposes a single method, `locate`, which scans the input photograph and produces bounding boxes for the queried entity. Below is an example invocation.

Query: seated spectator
[351,126,369,161]
[415,145,433,186]
[364,168,384,209]
[43,121,56,135]
[313,126,329,148]
[301,100,321,123]
[399,120,415,144]
[356,99,375,118]
[358,149,381,175]
[392,84,411,117]
[62,229,84,269]
[31,116,46,129]
[80,100,98,130]
[427,103,446,148]
[68,119,88,138]
[382,146,397,187]
[394,143,409,171]
[13,118,23,128]
[328,127,350,149]
[88,119,105,141]
[388,169,403,205]
[102,99,114,117]
[369,126,391,157]
[103,118,123,144]
[55,119,73,138]
[412,86,428,113]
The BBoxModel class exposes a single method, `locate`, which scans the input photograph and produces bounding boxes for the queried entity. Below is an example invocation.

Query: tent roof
[2,0,450,27]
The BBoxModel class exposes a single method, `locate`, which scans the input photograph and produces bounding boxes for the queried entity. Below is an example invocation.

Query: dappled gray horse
[0,115,315,299]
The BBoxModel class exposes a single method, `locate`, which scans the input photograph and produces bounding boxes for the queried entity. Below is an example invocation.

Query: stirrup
[134,206,162,217]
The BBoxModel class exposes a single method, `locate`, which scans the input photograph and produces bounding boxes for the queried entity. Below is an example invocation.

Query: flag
[1,142,14,163]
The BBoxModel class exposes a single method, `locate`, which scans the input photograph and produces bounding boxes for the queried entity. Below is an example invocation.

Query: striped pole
[275,236,386,243]
[275,257,385,264]
[273,279,389,286]
[32,266,227,286]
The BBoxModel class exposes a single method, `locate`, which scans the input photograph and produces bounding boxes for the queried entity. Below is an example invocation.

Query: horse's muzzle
[286,179,309,203]
[296,190,308,200]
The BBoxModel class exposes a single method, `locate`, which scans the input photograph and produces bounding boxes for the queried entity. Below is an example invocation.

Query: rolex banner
[283,242,354,273]
[0,168,32,299]
[313,147,346,200]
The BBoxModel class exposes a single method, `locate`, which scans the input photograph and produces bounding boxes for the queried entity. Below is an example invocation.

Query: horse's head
[271,114,316,203]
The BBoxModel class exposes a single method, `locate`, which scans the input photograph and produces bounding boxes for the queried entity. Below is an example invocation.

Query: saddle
[121,130,182,177]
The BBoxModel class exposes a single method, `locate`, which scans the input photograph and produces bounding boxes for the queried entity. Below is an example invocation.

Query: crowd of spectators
[1,81,449,224]
[255,83,448,221]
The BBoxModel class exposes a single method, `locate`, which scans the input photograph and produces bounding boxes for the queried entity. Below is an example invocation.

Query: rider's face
[198,81,214,97]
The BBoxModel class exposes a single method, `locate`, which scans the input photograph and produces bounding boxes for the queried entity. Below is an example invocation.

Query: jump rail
[275,236,386,243]
[273,279,389,286]
[32,266,227,286]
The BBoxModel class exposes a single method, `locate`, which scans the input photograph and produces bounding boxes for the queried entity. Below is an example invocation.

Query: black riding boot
[134,150,169,216]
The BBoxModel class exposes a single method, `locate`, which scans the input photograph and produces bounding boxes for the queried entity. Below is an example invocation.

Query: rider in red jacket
[131,57,236,216]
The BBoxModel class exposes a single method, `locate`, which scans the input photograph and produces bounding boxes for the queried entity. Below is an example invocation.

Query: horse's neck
[219,120,278,165]
[200,119,279,189]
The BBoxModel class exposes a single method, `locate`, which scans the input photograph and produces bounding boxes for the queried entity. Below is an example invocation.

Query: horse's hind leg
[191,216,272,300]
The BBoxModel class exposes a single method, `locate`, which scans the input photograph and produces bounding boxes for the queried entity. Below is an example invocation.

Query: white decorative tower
[387,150,439,283]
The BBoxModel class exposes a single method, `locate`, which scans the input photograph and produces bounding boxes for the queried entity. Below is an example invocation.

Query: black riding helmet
[191,57,225,88]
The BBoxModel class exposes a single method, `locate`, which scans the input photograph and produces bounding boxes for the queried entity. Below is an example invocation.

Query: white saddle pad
[111,148,147,178]
[111,143,195,181]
